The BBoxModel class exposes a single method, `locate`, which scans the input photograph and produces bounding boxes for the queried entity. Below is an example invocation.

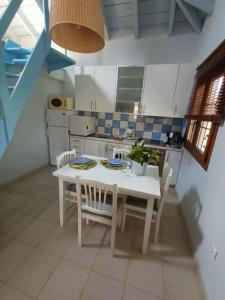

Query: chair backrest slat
[76,178,117,217]
[112,148,130,160]
[56,149,76,169]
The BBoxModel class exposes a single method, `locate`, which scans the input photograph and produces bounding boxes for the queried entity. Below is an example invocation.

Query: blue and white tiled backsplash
[78,111,184,141]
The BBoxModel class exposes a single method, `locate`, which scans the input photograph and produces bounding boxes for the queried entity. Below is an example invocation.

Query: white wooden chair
[112,147,130,226]
[76,177,120,256]
[56,149,78,203]
[112,148,130,160]
[56,149,76,169]
[121,164,173,243]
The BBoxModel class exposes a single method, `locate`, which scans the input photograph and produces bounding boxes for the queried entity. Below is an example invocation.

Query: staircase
[0,0,76,159]
[3,39,33,94]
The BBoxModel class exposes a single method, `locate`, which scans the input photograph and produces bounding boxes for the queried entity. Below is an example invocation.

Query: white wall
[63,66,75,100]
[0,72,64,185]
[176,1,225,299]
[70,28,199,65]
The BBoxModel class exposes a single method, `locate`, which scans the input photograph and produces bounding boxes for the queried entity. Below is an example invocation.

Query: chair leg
[121,208,126,234]
[117,206,123,228]
[78,212,82,247]
[154,216,161,243]
[111,220,116,257]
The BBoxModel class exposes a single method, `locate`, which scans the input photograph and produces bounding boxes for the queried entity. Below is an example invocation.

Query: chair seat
[82,197,122,218]
[82,202,113,217]
[126,196,159,211]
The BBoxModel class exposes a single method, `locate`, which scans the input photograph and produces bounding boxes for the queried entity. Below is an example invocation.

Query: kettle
[125,127,135,139]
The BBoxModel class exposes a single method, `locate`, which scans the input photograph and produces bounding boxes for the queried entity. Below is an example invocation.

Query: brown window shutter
[185,40,225,122]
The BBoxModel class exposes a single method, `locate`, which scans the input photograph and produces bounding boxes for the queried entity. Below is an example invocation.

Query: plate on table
[72,157,90,165]
[108,158,124,166]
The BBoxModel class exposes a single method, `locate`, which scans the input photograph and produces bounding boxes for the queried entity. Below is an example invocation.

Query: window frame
[184,40,225,171]
[184,120,219,170]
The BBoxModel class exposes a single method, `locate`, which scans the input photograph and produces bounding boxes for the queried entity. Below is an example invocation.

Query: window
[185,40,225,170]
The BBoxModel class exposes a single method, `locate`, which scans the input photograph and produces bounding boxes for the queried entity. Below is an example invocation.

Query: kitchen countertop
[70,133,183,152]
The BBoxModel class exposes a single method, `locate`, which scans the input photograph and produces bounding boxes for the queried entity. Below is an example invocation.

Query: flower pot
[131,161,147,176]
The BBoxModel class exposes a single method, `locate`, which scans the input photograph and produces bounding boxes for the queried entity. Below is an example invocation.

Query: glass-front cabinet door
[115,66,145,113]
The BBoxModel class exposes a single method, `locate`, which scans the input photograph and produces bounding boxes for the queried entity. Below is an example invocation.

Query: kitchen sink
[90,133,121,140]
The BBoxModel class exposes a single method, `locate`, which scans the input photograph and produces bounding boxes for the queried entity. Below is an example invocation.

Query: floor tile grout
[4,282,36,299]
[0,167,204,300]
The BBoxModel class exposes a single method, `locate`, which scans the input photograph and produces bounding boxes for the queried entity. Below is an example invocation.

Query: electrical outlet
[211,243,218,260]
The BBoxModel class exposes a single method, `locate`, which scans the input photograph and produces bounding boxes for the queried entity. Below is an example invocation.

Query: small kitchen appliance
[46,109,72,165]
[125,127,135,139]
[49,96,73,110]
[69,115,95,136]
[166,131,183,148]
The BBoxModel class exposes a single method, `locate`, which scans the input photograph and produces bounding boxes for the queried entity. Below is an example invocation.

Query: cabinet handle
[95,101,97,111]
[173,105,177,116]
[91,101,92,111]
[143,104,145,114]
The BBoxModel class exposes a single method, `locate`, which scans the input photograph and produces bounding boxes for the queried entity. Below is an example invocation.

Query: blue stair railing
[0,0,75,159]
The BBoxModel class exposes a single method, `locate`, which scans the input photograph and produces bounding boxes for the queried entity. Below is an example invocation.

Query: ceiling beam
[183,0,215,15]
[176,0,202,34]
[35,0,43,11]
[6,0,39,39]
[168,0,176,36]
[132,0,139,39]
[101,3,110,41]
[104,23,110,41]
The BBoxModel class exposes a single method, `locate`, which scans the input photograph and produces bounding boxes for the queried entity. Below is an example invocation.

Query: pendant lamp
[49,0,105,53]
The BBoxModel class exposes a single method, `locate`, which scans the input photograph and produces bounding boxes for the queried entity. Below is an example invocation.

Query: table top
[53,156,161,199]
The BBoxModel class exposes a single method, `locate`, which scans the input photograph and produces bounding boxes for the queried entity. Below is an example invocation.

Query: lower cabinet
[84,139,108,157]
[70,136,85,156]
[165,150,183,185]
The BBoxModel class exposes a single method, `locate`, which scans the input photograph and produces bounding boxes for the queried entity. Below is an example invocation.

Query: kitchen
[47,63,193,185]
[0,1,225,300]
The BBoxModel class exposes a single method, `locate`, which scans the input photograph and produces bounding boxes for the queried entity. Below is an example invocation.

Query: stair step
[6,72,21,78]
[8,86,15,91]
[12,58,28,66]
[6,47,32,55]
[4,61,14,66]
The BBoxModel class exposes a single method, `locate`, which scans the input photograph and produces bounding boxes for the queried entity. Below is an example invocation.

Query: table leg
[59,178,65,227]
[143,199,154,255]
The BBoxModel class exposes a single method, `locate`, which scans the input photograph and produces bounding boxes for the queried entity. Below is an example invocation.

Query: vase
[131,161,147,176]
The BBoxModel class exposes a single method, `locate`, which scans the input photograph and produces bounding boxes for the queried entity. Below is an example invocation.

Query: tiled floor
[0,166,205,300]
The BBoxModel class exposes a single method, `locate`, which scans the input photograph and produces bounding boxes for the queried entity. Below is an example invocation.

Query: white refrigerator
[46,109,71,165]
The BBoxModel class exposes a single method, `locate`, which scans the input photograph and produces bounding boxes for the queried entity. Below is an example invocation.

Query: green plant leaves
[128,143,160,166]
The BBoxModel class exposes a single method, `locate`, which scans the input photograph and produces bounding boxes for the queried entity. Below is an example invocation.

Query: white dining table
[53,155,161,254]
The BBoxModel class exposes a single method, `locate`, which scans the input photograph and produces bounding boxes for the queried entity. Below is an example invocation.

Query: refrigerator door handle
[46,112,50,124]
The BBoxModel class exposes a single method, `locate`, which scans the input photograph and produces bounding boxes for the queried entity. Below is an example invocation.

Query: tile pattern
[0,167,205,300]
[78,111,184,140]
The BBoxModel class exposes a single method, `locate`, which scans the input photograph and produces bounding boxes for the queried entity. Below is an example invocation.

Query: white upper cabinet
[142,64,179,117]
[75,66,95,111]
[75,66,117,112]
[74,64,196,116]
[94,66,117,113]
[172,64,196,118]
[115,66,145,113]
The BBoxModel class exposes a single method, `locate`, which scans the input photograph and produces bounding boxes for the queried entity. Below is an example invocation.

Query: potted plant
[127,142,160,176]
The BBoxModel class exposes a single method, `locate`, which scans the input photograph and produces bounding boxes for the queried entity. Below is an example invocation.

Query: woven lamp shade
[49,0,105,53]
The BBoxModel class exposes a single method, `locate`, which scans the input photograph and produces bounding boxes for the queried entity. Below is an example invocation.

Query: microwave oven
[49,96,73,110]
[69,115,95,136]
